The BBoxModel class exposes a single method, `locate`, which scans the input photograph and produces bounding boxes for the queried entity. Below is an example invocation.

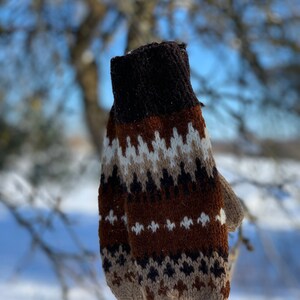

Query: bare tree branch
[125,0,159,53]
[70,0,110,158]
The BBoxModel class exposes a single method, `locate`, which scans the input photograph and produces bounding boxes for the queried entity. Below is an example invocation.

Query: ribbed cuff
[110,41,199,124]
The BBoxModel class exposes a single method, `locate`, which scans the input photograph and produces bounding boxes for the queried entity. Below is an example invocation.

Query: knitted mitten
[98,106,243,300]
[112,40,229,299]
[98,107,243,300]
[98,41,243,300]
[98,108,143,300]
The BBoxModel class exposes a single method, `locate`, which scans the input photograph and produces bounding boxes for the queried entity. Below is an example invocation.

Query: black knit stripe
[100,161,218,203]
[135,247,228,267]
[100,245,228,279]
[137,249,227,279]
[100,243,131,257]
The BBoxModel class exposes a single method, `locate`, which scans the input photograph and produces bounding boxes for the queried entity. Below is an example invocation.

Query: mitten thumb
[219,173,244,232]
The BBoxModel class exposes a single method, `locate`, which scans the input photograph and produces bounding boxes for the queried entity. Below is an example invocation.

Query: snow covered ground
[1,154,300,299]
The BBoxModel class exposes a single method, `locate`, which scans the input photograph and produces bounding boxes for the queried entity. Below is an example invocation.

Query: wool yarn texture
[98,41,244,300]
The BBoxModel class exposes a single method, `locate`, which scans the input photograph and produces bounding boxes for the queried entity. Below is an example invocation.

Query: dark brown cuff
[110,41,199,124]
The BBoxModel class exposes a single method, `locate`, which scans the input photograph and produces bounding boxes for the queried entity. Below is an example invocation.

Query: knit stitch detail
[110,42,199,124]
[101,245,230,300]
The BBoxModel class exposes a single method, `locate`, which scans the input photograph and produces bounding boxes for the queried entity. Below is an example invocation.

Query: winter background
[1,153,300,300]
[1,1,300,300]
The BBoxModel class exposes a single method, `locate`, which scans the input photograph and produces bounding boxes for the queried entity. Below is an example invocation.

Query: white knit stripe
[121,214,127,225]
[101,123,215,191]
[102,211,226,234]
[197,212,210,226]
[165,219,176,231]
[180,217,194,229]
[215,208,227,225]
[131,222,144,235]
[104,209,118,225]
[147,221,160,233]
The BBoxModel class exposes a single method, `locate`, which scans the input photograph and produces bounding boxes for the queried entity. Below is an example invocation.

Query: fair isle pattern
[102,210,128,227]
[99,106,229,299]
[165,219,176,231]
[101,123,215,193]
[136,252,230,300]
[99,42,233,300]
[216,208,227,225]
[132,222,145,235]
[100,245,144,300]
[101,246,230,300]
[99,104,229,299]
[100,209,226,235]
[105,209,118,225]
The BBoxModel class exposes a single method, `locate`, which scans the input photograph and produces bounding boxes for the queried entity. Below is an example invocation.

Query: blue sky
[1,2,298,142]
[67,13,244,140]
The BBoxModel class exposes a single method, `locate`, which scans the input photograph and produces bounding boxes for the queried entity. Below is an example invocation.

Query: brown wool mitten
[98,105,243,300]
[98,41,243,300]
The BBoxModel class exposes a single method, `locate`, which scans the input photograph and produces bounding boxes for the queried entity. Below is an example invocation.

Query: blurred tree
[0,0,299,159]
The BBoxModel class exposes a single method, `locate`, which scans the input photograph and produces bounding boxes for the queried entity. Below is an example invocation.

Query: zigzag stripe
[100,161,218,203]
[101,123,215,192]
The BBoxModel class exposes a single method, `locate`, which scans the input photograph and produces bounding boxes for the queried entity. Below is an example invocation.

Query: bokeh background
[0,0,300,299]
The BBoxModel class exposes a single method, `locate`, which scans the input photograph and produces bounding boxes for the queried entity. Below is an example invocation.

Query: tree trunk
[70,0,108,158]
[125,0,159,53]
